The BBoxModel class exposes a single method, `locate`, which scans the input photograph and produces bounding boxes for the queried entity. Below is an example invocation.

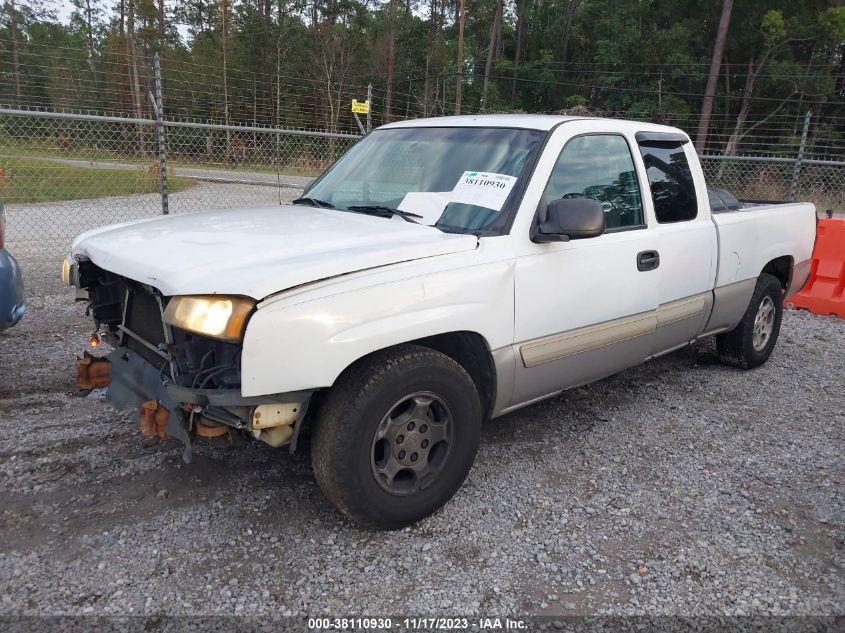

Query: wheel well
[762,256,793,289]
[412,331,497,421]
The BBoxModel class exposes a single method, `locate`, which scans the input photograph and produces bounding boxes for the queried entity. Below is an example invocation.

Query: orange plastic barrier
[787,218,845,319]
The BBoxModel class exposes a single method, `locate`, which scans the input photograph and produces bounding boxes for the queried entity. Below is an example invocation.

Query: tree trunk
[84,0,98,81]
[695,0,734,153]
[9,0,21,101]
[455,0,465,114]
[481,0,503,111]
[423,0,439,115]
[511,0,526,102]
[721,41,786,159]
[119,0,125,36]
[157,0,166,66]
[276,35,283,130]
[253,75,257,151]
[220,0,230,151]
[276,6,289,128]
[127,0,145,153]
[423,54,430,117]
[722,54,731,137]
[560,0,579,70]
[723,58,755,156]
[385,0,397,120]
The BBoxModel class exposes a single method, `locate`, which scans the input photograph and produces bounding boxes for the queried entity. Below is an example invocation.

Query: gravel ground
[0,284,843,620]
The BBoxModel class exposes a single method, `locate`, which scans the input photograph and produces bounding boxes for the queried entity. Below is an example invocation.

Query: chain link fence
[0,107,358,293]
[2,106,842,295]
[700,156,845,211]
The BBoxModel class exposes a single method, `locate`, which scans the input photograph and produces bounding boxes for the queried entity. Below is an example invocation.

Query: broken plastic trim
[165,383,313,408]
[105,345,315,461]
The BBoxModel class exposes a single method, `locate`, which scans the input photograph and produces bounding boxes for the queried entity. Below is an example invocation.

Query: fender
[240,259,516,397]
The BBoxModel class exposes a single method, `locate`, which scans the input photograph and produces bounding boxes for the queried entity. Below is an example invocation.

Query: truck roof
[379,113,687,136]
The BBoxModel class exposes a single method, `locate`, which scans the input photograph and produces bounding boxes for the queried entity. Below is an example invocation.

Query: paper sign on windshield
[398,191,452,225]
[451,171,518,212]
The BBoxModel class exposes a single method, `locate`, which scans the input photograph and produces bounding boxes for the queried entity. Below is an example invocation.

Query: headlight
[163,295,255,341]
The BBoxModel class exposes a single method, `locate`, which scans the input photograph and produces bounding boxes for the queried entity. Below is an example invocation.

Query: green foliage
[819,7,845,40]
[0,0,841,156]
[761,10,787,46]
[562,94,587,109]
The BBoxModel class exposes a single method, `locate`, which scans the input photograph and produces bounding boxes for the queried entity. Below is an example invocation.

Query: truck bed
[708,187,806,213]
[710,197,816,292]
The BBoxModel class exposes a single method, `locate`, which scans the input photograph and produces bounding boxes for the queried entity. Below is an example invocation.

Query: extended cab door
[509,122,661,407]
[634,134,717,355]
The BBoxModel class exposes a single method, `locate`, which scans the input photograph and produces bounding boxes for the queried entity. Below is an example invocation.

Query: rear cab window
[636,134,698,223]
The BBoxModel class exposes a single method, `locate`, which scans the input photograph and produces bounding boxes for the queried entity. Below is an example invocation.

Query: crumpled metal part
[105,346,193,463]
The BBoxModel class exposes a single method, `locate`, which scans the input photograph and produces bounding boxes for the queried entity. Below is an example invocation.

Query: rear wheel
[717,273,783,369]
[311,344,482,530]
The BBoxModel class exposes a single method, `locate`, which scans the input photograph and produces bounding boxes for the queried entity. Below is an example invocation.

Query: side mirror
[532,197,606,243]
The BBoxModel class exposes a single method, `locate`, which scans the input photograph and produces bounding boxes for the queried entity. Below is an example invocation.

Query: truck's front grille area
[125,290,167,347]
[81,265,244,396]
[122,289,170,367]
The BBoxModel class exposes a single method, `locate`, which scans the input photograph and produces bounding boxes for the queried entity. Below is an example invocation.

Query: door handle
[637,250,660,272]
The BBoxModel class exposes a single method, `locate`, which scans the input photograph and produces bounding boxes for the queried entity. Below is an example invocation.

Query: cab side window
[544,134,645,230]
[637,142,698,223]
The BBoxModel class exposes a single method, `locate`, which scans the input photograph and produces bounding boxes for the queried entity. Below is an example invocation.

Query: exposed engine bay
[73,259,310,461]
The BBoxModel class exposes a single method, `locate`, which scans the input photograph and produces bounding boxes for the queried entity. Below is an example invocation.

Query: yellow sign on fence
[351,99,370,115]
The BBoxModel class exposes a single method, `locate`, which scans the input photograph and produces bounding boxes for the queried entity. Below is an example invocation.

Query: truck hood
[72,205,479,299]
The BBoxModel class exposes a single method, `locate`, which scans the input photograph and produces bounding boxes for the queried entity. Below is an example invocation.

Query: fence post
[789,110,811,202]
[153,52,169,215]
[366,83,372,133]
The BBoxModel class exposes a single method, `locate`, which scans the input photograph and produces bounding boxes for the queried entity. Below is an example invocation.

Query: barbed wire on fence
[3,36,844,158]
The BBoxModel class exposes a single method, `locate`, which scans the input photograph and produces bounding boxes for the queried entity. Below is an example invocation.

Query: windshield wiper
[291,196,335,209]
[346,205,423,224]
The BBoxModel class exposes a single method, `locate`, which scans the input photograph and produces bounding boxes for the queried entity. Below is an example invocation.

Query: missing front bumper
[104,346,312,462]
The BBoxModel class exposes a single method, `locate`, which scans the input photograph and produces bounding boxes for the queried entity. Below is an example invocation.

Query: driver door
[511,127,660,406]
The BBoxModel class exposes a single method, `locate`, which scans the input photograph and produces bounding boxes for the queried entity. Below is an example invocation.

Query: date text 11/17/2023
[307,616,528,630]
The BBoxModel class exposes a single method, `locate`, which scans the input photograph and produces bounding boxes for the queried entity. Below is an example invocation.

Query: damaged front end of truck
[63,255,312,462]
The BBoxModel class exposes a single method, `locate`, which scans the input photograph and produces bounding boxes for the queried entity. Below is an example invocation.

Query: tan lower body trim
[657,294,707,326]
[518,292,709,368]
[520,311,657,368]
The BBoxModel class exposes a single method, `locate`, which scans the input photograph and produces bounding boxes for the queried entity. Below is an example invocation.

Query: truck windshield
[302,126,545,234]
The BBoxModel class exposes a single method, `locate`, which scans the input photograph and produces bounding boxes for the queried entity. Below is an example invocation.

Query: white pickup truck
[64,115,816,529]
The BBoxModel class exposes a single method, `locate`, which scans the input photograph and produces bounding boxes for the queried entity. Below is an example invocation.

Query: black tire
[716,273,783,369]
[311,344,482,530]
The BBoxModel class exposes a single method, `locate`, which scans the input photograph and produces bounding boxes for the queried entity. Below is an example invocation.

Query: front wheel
[717,273,783,369]
[311,344,482,530]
